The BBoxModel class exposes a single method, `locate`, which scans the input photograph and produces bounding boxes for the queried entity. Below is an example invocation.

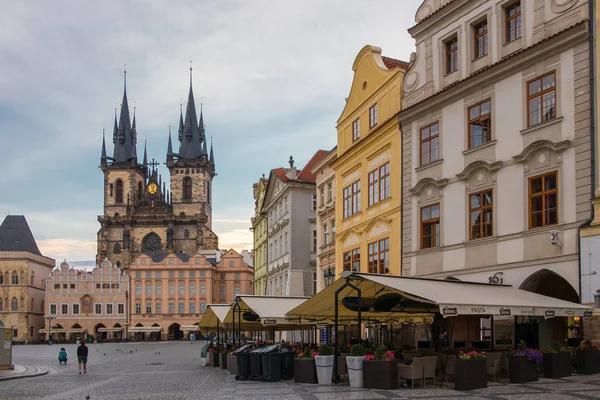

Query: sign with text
[262,319,276,326]
[439,304,590,318]
[321,328,327,344]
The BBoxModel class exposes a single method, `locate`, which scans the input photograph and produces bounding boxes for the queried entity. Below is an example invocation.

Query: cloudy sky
[0,0,421,265]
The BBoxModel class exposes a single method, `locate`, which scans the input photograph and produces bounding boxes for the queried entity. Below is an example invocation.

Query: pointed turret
[166,126,174,164]
[143,139,148,168]
[101,130,108,167]
[177,64,203,160]
[209,137,215,166]
[112,111,118,144]
[130,110,138,164]
[178,103,184,142]
[112,66,135,163]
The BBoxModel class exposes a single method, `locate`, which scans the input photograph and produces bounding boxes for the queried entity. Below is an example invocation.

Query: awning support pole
[334,277,361,384]
[237,298,242,344]
[232,302,237,346]
[440,316,456,388]
[299,317,303,345]
[217,319,220,353]
[490,315,494,351]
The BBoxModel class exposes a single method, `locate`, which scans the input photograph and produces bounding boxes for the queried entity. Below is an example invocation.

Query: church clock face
[148,183,158,195]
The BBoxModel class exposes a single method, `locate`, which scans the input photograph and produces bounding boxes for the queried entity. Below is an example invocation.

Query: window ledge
[522,224,561,237]
[520,117,563,136]
[464,236,497,247]
[415,246,442,255]
[415,159,444,172]
[367,196,393,209]
[462,140,497,155]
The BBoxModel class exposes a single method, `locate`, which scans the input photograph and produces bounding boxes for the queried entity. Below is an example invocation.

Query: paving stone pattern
[4,342,600,399]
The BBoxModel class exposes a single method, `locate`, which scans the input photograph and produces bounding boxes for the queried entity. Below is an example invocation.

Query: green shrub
[349,344,365,357]
[318,344,333,356]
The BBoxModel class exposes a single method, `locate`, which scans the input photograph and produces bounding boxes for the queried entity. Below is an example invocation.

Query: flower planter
[363,360,398,390]
[346,356,364,388]
[315,355,334,385]
[228,355,237,375]
[543,352,571,378]
[455,359,487,390]
[294,358,317,384]
[576,350,600,375]
[509,356,539,383]
[220,353,228,369]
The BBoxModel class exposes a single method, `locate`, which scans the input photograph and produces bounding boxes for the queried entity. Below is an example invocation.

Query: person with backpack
[77,340,89,374]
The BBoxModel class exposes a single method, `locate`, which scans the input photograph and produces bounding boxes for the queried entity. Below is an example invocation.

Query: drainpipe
[399,120,404,277]
[578,2,597,307]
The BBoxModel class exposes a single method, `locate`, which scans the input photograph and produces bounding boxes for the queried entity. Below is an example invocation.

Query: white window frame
[200,285,206,295]
[72,303,80,315]
[117,303,125,315]
[106,303,114,315]
[94,303,103,315]
[60,303,69,315]
[155,303,162,314]
[49,303,57,316]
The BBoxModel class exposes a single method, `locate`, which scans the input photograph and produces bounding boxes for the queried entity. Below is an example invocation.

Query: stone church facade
[96,68,218,269]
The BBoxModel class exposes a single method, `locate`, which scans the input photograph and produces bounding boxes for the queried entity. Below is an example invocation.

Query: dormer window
[473,20,488,59]
[445,37,458,74]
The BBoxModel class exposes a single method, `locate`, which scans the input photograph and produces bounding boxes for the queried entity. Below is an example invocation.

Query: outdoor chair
[486,352,502,382]
[398,356,437,388]
[401,350,422,363]
[442,355,456,384]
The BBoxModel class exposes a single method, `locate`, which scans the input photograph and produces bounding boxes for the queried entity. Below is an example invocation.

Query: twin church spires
[100,66,215,169]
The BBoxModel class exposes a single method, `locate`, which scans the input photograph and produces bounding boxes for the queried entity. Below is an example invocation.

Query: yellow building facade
[333,46,407,278]
[251,176,268,296]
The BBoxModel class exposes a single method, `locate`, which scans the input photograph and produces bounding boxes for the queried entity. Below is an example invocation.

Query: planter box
[220,353,228,370]
[576,350,600,375]
[294,358,317,384]
[509,356,539,383]
[228,355,237,375]
[346,356,364,388]
[543,352,571,378]
[455,358,487,390]
[363,360,398,390]
[315,355,334,385]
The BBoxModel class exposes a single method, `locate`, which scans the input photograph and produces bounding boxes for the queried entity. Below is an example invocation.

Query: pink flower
[364,354,374,361]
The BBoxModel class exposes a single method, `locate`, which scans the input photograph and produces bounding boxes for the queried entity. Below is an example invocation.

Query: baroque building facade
[0,215,54,343]
[399,0,592,349]
[263,152,328,297]
[333,46,406,279]
[251,176,268,296]
[96,68,217,270]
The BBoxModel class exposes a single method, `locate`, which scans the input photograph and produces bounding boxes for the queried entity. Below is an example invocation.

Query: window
[468,100,492,148]
[156,285,162,296]
[323,223,329,246]
[155,303,162,314]
[71,303,79,315]
[320,188,325,205]
[343,248,360,272]
[327,183,333,201]
[445,37,458,74]
[95,303,103,315]
[367,238,390,274]
[473,20,488,59]
[200,303,207,313]
[61,304,68,315]
[368,162,390,206]
[179,284,185,295]
[200,285,206,295]
[505,1,521,42]
[343,181,361,218]
[352,118,360,142]
[50,304,57,315]
[114,243,121,254]
[169,303,175,314]
[135,303,142,314]
[190,303,196,314]
[145,271,151,279]
[234,272,240,281]
[183,177,192,200]
[146,285,152,296]
[118,304,125,314]
[168,271,175,278]
[54,283,60,290]
[312,193,317,211]
[189,284,196,295]
[529,171,558,229]
[234,287,241,296]
[369,103,378,128]
[116,179,123,203]
[470,190,493,239]
[135,284,141,296]
[419,122,439,166]
[228,261,234,267]
[220,273,226,280]
[9,298,17,311]
[135,272,141,279]
[178,271,184,278]
[219,287,226,298]
[421,204,440,249]
[168,284,175,296]
[312,230,317,252]
[200,270,206,278]
[155,271,161,278]
[106,304,113,314]
[146,303,152,314]
[11,272,18,285]
[527,72,556,127]
[178,303,185,314]
[189,271,195,278]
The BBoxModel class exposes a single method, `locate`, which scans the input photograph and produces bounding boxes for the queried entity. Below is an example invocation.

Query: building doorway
[95,323,107,341]
[150,324,161,341]
[168,323,182,340]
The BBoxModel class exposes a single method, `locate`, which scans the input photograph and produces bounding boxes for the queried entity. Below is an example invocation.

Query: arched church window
[11,272,18,285]
[206,181,211,206]
[138,181,143,200]
[142,232,162,257]
[184,229,190,239]
[0,299,3,311]
[0,273,3,285]
[116,179,124,203]
[116,261,121,268]
[11,297,18,311]
[183,177,192,200]
[114,243,121,254]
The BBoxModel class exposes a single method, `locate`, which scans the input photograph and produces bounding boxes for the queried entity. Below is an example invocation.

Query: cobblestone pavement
[4,342,600,399]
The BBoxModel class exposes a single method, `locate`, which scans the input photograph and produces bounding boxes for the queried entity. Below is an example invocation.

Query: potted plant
[509,341,541,383]
[576,339,600,375]
[338,344,350,356]
[314,344,334,385]
[363,346,398,389]
[455,350,487,390]
[543,342,571,378]
[294,348,318,384]
[220,348,228,370]
[347,344,365,388]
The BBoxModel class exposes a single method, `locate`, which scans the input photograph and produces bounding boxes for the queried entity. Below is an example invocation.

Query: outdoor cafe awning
[223,295,316,330]
[198,304,232,330]
[286,272,593,321]
[97,328,123,333]
[128,327,161,333]
[180,325,200,331]
[39,329,84,334]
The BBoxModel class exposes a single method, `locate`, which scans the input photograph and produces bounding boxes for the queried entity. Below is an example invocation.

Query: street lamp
[324,268,335,288]
[45,315,56,345]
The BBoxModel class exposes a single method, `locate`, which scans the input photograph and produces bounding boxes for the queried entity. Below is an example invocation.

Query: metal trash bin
[249,347,266,380]
[235,344,253,381]
[260,344,283,382]
[280,348,295,380]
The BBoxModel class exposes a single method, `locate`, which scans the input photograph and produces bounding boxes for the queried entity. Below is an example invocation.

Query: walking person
[77,340,89,374]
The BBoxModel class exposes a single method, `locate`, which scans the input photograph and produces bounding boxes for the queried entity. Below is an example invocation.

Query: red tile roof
[272,168,290,182]
[382,56,410,70]
[297,150,329,183]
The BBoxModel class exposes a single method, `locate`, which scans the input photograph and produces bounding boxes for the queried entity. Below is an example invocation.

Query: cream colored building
[313,148,337,293]
[399,0,592,348]
[128,249,253,340]
[43,259,129,342]
[251,176,269,296]
[0,215,54,343]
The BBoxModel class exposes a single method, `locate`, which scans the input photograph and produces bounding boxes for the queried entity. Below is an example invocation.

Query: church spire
[178,63,203,160]
[113,65,134,163]
[178,101,184,142]
[101,129,108,167]
[209,137,215,166]
[166,125,174,164]
[130,106,138,164]
[143,139,148,167]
